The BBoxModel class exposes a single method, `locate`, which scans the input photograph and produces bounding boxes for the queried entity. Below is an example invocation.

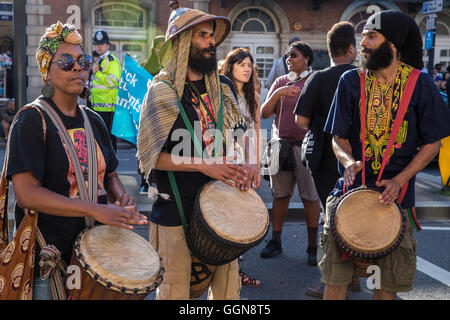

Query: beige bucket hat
[158,1,231,68]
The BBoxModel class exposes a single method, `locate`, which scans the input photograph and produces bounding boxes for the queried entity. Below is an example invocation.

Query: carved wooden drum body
[188,181,269,266]
[67,225,164,300]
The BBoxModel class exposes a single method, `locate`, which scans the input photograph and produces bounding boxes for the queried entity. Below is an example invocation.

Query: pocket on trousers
[319,232,329,252]
[318,232,329,275]
[393,238,417,286]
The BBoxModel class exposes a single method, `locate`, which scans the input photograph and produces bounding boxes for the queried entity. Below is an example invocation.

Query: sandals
[239,269,262,287]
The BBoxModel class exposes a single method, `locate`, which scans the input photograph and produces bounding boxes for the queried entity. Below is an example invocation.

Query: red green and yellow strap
[406,207,422,232]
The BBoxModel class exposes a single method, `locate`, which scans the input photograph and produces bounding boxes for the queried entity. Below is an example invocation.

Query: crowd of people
[1,0,450,302]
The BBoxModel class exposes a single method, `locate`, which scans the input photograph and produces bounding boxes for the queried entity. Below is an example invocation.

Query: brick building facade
[19,0,450,102]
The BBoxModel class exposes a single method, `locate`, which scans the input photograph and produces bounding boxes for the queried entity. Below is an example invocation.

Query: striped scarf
[137,30,243,181]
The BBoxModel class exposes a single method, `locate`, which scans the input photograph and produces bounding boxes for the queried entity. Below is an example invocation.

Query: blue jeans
[32,276,52,300]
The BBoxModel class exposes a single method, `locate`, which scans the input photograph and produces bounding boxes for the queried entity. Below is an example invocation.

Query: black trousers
[311,157,340,210]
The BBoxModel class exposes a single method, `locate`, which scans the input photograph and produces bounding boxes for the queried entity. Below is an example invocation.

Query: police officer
[91,29,121,150]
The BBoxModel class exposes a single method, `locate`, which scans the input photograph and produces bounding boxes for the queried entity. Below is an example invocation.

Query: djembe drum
[188,180,269,266]
[67,225,164,300]
[330,187,406,277]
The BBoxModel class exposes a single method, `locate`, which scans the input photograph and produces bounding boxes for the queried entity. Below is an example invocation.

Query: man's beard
[361,40,394,71]
[188,44,218,74]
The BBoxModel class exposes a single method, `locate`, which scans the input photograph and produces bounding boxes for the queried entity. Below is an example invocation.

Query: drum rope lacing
[71,228,165,296]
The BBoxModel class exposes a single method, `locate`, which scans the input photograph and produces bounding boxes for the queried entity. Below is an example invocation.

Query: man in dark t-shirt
[294,21,358,298]
[137,6,257,300]
[295,22,357,216]
[151,76,239,226]
[322,11,450,300]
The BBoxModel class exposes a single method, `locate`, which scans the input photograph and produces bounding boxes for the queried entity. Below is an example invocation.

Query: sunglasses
[51,54,92,72]
[286,52,298,59]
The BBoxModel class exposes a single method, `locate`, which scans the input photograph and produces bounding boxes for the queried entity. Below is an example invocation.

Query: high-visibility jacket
[91,52,121,112]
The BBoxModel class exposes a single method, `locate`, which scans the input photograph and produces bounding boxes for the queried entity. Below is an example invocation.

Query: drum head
[199,181,269,244]
[79,225,161,290]
[335,189,403,253]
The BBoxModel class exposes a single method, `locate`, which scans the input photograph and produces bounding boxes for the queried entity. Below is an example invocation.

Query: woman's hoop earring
[41,83,55,99]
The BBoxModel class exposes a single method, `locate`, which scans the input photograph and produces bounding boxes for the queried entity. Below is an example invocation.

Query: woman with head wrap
[3,21,147,299]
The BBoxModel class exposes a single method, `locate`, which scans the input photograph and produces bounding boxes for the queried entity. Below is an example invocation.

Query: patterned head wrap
[36,21,83,82]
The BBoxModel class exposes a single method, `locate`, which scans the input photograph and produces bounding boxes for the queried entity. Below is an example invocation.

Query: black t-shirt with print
[151,76,238,226]
[6,97,119,264]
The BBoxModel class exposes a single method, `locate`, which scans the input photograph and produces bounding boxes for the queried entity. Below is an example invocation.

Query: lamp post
[13,0,27,108]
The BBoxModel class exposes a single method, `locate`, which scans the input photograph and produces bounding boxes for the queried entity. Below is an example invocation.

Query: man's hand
[116,193,137,212]
[375,179,402,205]
[343,160,362,187]
[237,164,260,191]
[200,159,248,187]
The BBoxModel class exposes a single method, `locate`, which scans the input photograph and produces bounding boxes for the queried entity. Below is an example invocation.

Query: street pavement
[1,139,449,300]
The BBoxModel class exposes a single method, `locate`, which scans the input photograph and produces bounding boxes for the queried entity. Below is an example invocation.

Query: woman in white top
[220,48,262,287]
[221,48,261,188]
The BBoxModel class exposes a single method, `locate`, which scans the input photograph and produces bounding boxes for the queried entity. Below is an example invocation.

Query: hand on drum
[343,161,362,187]
[90,203,148,230]
[236,164,260,191]
[375,179,402,205]
[200,158,248,188]
[117,192,137,211]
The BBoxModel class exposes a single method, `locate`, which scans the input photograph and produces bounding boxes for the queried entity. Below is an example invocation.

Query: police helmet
[93,30,110,45]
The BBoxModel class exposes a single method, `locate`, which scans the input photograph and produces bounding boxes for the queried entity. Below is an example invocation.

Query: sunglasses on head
[51,54,92,72]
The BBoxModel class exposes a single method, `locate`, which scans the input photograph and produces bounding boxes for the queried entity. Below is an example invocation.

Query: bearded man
[137,2,258,300]
[320,10,450,300]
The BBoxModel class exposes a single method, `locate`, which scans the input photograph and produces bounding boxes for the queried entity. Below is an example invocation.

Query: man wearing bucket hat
[320,10,450,300]
[137,1,258,300]
[91,29,121,150]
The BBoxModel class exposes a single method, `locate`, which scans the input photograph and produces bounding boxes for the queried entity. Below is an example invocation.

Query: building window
[94,2,145,28]
[232,8,276,32]
[123,44,143,52]
[256,58,274,79]
[256,46,274,55]
[347,6,387,34]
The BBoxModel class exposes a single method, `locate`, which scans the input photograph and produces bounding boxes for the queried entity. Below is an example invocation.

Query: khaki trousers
[149,222,241,300]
